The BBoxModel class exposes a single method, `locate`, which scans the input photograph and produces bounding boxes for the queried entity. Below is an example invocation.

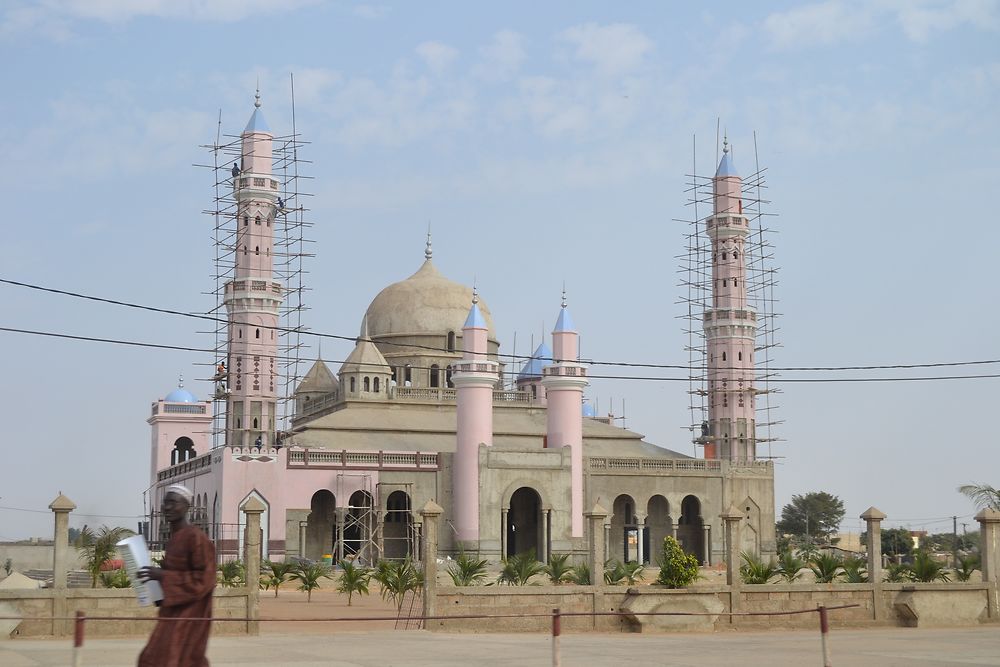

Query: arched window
[446,365,453,388]
[350,377,356,392]
[243,215,248,227]
[363,376,370,392]
[255,216,261,225]
[733,250,739,259]
[447,331,456,352]
[722,252,728,260]
[738,351,742,361]
[238,329,243,339]
[255,328,260,339]
[255,246,260,255]
[242,246,247,255]
[722,352,727,362]
[266,216,271,227]
[430,364,440,388]
[373,377,380,392]
[253,417,259,429]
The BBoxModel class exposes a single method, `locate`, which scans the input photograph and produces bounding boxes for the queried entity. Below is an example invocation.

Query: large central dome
[363,259,497,339]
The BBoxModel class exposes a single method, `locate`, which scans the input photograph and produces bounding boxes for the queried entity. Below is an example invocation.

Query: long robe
[138,525,216,667]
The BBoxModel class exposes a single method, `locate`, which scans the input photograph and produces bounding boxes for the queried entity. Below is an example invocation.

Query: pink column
[542,297,588,538]
[452,293,497,545]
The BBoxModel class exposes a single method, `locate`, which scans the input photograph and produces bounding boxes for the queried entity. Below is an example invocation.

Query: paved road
[2,626,999,666]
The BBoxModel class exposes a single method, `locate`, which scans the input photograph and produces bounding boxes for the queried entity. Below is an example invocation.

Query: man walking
[137,484,216,666]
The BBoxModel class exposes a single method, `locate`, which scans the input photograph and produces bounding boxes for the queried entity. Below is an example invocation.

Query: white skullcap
[165,484,194,504]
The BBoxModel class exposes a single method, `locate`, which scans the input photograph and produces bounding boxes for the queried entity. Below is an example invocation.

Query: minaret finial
[472,277,479,305]
[424,227,433,261]
[723,133,729,154]
[178,373,184,388]
[254,80,261,108]
[561,283,567,309]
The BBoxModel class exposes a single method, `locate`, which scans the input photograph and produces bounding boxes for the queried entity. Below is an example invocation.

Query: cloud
[352,4,390,20]
[558,23,654,76]
[762,1,874,49]
[415,41,459,74]
[476,30,526,81]
[1,0,319,37]
[890,0,999,41]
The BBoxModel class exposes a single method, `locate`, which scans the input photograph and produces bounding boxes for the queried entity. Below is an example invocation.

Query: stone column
[603,522,611,562]
[721,504,742,620]
[585,503,608,585]
[334,508,346,563]
[861,507,886,620]
[976,508,1000,619]
[49,493,75,636]
[635,514,646,564]
[703,524,712,566]
[242,498,266,635]
[420,500,444,624]
[500,509,508,559]
[542,509,552,563]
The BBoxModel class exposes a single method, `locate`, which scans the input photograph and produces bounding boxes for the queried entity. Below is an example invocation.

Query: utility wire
[2,326,999,384]
[3,277,999,373]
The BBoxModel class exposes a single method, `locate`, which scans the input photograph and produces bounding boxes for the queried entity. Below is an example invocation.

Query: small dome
[518,342,552,380]
[165,388,198,403]
[582,402,596,418]
[364,260,496,340]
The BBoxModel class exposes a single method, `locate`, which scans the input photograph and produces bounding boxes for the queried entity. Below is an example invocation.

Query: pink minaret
[225,90,283,448]
[704,137,756,461]
[541,292,588,538]
[452,288,498,546]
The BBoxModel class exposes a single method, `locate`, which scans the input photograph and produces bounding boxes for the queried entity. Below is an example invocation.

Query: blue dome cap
[715,138,738,177]
[518,342,552,380]
[165,388,198,403]
[582,402,596,417]
[243,89,271,134]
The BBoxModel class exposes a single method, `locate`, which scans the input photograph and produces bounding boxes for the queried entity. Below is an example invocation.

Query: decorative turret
[294,357,338,414]
[541,291,588,538]
[703,136,757,461]
[339,318,392,399]
[516,341,552,405]
[451,288,499,547]
[148,376,211,485]
[223,89,284,448]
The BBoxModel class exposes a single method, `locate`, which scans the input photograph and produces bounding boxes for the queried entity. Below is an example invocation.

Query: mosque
[146,95,776,568]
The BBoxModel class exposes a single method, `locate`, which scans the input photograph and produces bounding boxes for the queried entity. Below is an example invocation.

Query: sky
[1,0,998,541]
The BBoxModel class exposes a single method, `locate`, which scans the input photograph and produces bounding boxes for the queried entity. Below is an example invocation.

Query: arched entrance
[344,490,375,563]
[611,494,639,563]
[383,491,412,559]
[305,490,335,561]
[644,495,672,565]
[170,437,196,465]
[677,495,705,564]
[507,487,542,558]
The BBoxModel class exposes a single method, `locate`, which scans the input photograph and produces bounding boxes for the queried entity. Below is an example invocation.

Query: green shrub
[739,551,778,584]
[840,557,868,583]
[217,560,246,588]
[497,550,545,586]
[567,563,591,585]
[291,562,332,602]
[910,550,949,583]
[777,550,806,583]
[447,551,490,586]
[544,553,574,584]
[955,555,979,582]
[655,536,699,588]
[337,560,371,605]
[808,553,842,583]
[372,558,423,611]
[99,568,132,589]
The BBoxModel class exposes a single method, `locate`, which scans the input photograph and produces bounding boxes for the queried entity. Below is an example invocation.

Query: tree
[655,536,699,588]
[336,560,371,605]
[776,492,845,542]
[75,525,134,588]
[909,550,949,583]
[776,550,806,583]
[880,528,913,558]
[447,552,490,586]
[497,550,545,586]
[567,563,591,585]
[958,483,1000,511]
[262,560,296,597]
[739,552,778,584]
[372,558,423,611]
[291,562,332,602]
[808,553,842,583]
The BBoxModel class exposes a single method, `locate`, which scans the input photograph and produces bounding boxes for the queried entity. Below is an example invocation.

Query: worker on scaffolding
[213,361,227,398]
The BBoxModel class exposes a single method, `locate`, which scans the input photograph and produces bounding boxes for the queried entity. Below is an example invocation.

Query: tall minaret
[541,292,588,538]
[452,288,498,547]
[704,137,756,461]
[225,90,283,448]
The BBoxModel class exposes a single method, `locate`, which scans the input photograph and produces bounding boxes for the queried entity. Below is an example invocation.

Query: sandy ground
[258,587,412,634]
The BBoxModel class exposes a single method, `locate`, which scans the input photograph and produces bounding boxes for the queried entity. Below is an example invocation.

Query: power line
[0,505,144,520]
[3,277,999,373]
[2,325,999,384]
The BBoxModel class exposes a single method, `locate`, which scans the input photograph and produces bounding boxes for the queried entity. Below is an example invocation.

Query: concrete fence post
[585,503,608,584]
[976,508,1000,619]
[861,506,886,620]
[49,492,76,636]
[721,504,743,620]
[420,500,444,625]
[241,498,266,635]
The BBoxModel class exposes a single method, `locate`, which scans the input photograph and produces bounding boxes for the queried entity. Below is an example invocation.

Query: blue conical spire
[553,288,576,332]
[243,87,271,134]
[715,136,738,177]
[464,287,487,328]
